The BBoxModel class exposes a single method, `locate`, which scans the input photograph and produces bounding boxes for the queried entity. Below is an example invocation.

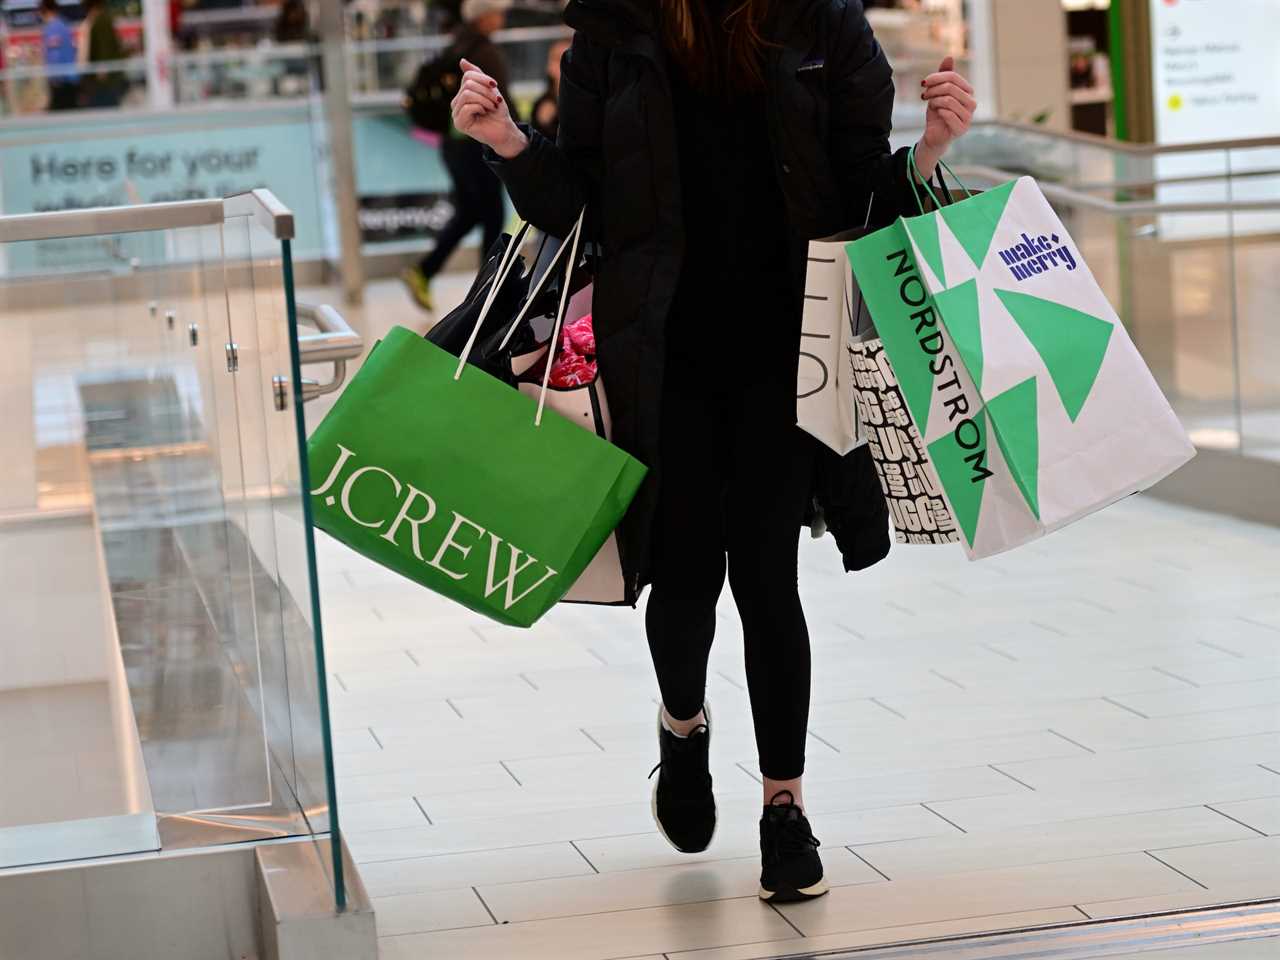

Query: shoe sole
[399,272,433,312]
[758,877,829,903]
[650,700,717,855]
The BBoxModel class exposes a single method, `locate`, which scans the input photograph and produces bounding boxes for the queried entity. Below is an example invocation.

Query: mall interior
[0,1,1277,958]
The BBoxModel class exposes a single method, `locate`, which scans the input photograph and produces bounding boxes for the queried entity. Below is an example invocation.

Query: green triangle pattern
[940,179,1017,269]
[906,213,946,288]
[995,288,1114,422]
[892,338,934,440]
[934,280,983,392]
[927,408,989,549]
[986,376,1040,519]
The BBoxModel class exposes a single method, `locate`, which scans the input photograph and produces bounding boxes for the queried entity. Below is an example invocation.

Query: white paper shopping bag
[848,173,1195,559]
[798,232,871,454]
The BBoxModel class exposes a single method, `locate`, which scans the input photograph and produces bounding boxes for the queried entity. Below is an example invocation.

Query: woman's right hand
[452,58,529,159]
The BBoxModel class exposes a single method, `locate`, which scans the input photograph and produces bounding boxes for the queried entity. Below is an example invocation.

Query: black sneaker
[759,790,828,902]
[648,703,716,853]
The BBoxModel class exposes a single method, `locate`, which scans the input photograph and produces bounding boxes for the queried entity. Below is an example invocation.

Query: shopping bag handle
[907,144,974,215]
[454,218,535,377]
[495,209,586,355]
[450,209,587,428]
[534,209,586,426]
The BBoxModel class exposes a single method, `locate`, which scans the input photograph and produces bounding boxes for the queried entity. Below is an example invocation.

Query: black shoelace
[762,791,821,865]
[648,722,710,783]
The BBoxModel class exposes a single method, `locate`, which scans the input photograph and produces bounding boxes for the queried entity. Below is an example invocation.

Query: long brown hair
[659,0,776,93]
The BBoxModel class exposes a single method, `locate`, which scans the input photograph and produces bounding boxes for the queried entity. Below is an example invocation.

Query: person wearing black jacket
[452,0,975,901]
[402,0,516,312]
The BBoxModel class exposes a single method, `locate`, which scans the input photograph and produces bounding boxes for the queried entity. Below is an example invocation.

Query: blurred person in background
[402,0,515,313]
[275,0,310,43]
[430,0,465,31]
[79,0,126,108]
[530,37,570,142]
[273,0,311,95]
[39,0,79,111]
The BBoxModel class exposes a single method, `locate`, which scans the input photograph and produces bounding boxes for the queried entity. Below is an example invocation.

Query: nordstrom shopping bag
[846,154,1194,559]
[798,231,872,455]
[307,219,646,627]
[847,337,960,545]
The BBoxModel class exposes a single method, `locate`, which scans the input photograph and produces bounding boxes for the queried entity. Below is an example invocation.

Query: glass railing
[0,191,356,911]
[346,24,572,105]
[897,123,1280,465]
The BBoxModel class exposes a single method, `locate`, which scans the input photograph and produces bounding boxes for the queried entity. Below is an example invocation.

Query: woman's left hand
[916,56,976,177]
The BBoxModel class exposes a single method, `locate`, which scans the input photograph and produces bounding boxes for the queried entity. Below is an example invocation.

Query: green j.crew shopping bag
[307,217,647,627]
[846,150,1194,559]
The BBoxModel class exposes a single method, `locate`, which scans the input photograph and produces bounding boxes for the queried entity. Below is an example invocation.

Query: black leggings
[645,352,816,781]
[419,139,505,280]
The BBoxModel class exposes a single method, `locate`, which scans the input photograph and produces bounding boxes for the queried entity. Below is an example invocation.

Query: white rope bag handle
[450,209,588,428]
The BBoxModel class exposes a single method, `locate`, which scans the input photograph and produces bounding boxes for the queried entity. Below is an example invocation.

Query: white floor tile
[664,908,1084,960]
[575,802,955,874]
[774,853,1199,937]
[926,766,1280,832]
[476,848,880,924]
[1150,835,1280,889]
[1163,657,1280,686]
[1210,796,1280,835]
[358,843,593,898]
[500,751,760,795]
[337,797,428,834]
[1079,882,1280,919]
[801,765,1028,815]
[336,762,514,806]
[371,886,493,936]
[349,801,656,863]
[852,806,1255,879]
[779,730,1091,782]
[1108,679,1280,718]
[377,896,795,960]
[995,734,1280,789]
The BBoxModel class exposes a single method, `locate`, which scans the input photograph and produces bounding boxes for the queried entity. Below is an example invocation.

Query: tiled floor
[306,279,1280,960]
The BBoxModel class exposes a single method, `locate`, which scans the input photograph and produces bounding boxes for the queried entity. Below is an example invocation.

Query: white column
[316,1,366,307]
[966,0,999,120]
[142,0,174,109]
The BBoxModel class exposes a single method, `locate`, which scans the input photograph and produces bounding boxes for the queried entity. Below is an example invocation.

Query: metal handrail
[224,189,295,241]
[344,24,571,57]
[964,119,1280,156]
[953,164,1280,216]
[0,189,295,242]
[0,198,223,243]
[296,302,362,402]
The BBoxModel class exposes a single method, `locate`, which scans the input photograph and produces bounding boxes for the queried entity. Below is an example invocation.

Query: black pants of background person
[419,138,505,281]
[645,288,817,782]
[48,82,79,111]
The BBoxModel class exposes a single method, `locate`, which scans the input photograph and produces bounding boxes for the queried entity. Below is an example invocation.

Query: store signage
[0,121,324,274]
[357,193,453,244]
[1148,0,1280,240]
[1150,0,1280,144]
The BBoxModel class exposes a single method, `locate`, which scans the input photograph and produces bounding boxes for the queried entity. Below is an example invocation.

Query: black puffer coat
[487,0,917,601]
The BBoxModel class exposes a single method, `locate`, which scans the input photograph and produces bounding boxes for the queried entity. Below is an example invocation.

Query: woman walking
[403,0,516,312]
[452,0,974,902]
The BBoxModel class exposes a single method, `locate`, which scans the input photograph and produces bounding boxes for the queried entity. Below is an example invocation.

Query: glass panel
[1124,210,1243,452]
[1232,204,1280,461]
[0,221,274,867]
[0,248,158,869]
[1,199,338,910]
[238,214,344,907]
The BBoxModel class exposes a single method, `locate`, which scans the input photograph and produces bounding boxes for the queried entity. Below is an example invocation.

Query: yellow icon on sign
[1168,94,1184,111]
